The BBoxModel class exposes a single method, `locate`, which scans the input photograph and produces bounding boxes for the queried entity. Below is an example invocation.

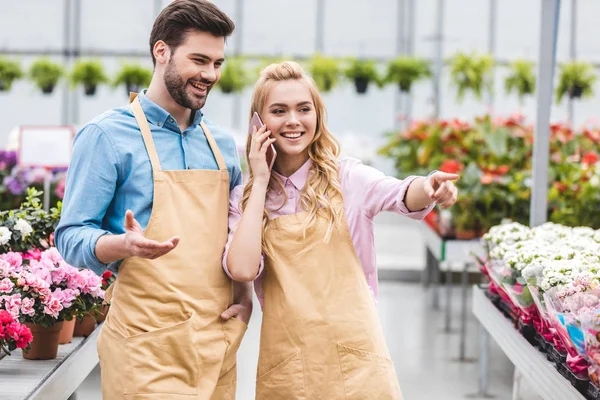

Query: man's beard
[164,58,212,111]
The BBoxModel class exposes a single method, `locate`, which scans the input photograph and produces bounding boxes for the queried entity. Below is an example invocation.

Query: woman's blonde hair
[240,61,344,257]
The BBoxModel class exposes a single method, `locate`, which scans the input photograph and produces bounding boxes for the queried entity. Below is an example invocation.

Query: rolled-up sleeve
[340,157,435,220]
[55,124,119,275]
[222,185,264,280]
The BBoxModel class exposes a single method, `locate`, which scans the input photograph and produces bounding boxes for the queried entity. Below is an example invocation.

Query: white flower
[14,219,33,238]
[0,227,12,245]
[590,175,600,187]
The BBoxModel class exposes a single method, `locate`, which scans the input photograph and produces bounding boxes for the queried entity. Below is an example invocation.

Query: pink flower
[0,259,12,278]
[0,278,13,293]
[41,248,63,264]
[52,288,79,308]
[76,269,103,297]
[0,252,23,272]
[20,297,35,317]
[42,296,62,319]
[22,249,42,262]
[2,293,22,318]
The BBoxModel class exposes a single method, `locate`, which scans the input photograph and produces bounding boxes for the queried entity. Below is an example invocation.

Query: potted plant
[217,57,248,94]
[309,54,340,93]
[555,61,597,103]
[0,58,23,92]
[448,52,494,102]
[504,60,536,105]
[28,58,64,95]
[113,64,153,96]
[384,56,431,92]
[70,60,109,96]
[343,58,379,94]
[94,270,115,323]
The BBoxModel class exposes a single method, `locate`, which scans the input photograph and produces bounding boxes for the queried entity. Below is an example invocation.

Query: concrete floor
[71,281,514,400]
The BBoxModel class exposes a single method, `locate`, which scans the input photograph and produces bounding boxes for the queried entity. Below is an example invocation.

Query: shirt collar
[137,90,204,131]
[270,159,313,194]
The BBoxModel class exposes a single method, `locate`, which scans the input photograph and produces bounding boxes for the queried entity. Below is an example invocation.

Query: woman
[223,61,458,399]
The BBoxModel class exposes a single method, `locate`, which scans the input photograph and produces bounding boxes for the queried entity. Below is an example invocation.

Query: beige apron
[256,197,404,399]
[97,94,247,400]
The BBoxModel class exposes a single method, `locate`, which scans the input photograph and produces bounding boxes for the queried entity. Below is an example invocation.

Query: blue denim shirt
[55,91,242,275]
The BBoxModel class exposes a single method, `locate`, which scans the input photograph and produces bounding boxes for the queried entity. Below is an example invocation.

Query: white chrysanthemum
[0,227,11,245]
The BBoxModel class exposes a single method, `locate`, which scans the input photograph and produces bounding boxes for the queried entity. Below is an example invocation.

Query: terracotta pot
[58,318,76,344]
[74,314,96,337]
[95,304,110,323]
[23,321,64,360]
[455,229,477,240]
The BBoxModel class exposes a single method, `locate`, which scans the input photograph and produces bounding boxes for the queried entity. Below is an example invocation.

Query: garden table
[0,323,100,400]
[472,285,585,400]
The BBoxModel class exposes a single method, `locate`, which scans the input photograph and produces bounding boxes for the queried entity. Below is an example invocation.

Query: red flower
[102,270,114,280]
[15,324,33,349]
[0,310,13,325]
[496,165,510,175]
[584,129,600,144]
[582,152,599,166]
[439,160,463,174]
[554,182,568,192]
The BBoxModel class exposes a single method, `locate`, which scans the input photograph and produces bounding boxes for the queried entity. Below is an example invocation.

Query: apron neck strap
[130,94,162,173]
[129,92,228,173]
[200,121,228,172]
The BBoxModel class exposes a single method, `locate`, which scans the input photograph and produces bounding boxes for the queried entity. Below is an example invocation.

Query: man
[55,1,251,398]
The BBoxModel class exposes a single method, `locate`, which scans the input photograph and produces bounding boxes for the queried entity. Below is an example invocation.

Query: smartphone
[249,111,277,170]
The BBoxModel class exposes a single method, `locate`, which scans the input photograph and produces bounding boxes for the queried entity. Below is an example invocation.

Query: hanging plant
[343,58,380,94]
[0,58,24,92]
[28,58,65,95]
[309,54,341,93]
[555,61,596,103]
[504,59,536,103]
[217,57,248,94]
[448,52,494,102]
[113,64,153,96]
[70,60,109,96]
[384,56,432,92]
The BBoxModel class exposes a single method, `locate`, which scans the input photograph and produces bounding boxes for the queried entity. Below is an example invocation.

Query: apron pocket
[124,314,198,396]
[256,350,306,399]
[337,343,402,400]
[216,317,248,388]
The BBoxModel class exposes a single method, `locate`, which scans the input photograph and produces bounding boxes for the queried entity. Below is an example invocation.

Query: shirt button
[289,191,295,199]
[187,166,192,170]
[169,118,174,123]
[157,122,161,126]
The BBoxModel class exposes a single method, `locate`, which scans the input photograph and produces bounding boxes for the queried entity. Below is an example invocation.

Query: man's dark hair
[149,0,235,66]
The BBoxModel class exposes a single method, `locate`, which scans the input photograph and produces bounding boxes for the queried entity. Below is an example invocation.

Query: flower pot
[41,84,55,94]
[455,229,477,240]
[73,314,96,337]
[0,81,5,91]
[354,77,369,94]
[323,78,333,92]
[126,84,140,96]
[23,321,64,360]
[58,318,76,344]
[569,84,584,99]
[95,304,110,323]
[84,84,97,96]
